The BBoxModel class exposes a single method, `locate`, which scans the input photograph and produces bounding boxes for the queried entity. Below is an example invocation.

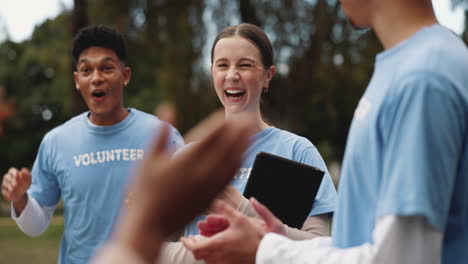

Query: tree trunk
[71,0,89,115]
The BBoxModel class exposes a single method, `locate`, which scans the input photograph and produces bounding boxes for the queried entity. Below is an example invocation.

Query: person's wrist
[235,194,245,210]
[12,193,28,215]
[115,215,164,264]
[232,189,243,208]
[12,192,28,203]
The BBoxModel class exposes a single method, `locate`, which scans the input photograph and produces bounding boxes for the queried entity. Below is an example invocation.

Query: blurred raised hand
[111,111,254,263]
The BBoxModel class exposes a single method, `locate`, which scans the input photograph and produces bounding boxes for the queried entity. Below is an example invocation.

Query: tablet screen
[243,152,325,229]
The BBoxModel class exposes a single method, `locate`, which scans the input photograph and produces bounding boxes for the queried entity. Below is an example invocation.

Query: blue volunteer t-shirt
[332,25,468,263]
[28,108,183,264]
[185,126,337,236]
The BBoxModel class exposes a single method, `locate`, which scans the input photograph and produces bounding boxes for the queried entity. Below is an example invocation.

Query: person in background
[1,25,183,264]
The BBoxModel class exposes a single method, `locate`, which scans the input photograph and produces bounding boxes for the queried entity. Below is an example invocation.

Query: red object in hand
[197,214,230,237]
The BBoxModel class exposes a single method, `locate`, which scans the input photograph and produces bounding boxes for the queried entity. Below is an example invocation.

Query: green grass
[0,216,63,263]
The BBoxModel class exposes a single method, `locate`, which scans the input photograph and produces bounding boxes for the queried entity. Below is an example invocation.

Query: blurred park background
[0,0,467,262]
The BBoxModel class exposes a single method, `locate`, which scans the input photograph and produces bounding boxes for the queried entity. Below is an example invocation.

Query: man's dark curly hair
[72,25,127,66]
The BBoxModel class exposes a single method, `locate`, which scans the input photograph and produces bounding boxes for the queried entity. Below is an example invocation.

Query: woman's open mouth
[225,89,245,100]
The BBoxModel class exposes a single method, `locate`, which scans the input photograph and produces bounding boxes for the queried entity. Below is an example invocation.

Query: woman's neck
[225,109,269,134]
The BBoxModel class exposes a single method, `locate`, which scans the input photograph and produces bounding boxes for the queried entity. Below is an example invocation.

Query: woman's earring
[263,82,270,93]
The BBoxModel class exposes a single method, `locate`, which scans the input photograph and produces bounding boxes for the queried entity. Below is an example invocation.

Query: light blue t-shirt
[185,126,337,236]
[28,108,183,264]
[332,25,468,263]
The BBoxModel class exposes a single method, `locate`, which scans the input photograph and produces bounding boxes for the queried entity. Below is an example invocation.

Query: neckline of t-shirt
[253,126,277,141]
[375,23,442,63]
[83,108,136,134]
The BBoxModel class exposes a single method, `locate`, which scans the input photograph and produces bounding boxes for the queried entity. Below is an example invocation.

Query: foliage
[0,13,74,175]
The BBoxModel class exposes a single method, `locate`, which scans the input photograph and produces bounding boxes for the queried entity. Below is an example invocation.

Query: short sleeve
[377,73,465,231]
[298,147,337,216]
[28,134,61,207]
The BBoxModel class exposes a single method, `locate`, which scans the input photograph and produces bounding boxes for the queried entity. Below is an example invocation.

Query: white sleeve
[256,215,443,264]
[11,194,56,237]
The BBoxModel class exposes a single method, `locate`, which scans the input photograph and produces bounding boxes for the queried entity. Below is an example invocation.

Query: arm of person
[91,242,150,264]
[257,215,442,264]
[285,214,329,239]
[93,239,203,264]
[150,203,325,264]
[237,195,329,239]
[2,167,55,237]
[11,193,56,237]
[184,202,442,264]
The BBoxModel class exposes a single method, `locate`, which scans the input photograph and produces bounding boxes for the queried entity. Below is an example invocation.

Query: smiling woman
[211,33,274,125]
[156,23,338,264]
[183,23,337,239]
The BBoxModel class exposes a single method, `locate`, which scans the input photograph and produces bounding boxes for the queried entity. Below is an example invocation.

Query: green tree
[71,0,89,115]
[0,12,74,175]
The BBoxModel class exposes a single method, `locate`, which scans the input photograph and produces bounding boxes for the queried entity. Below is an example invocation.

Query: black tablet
[243,152,325,229]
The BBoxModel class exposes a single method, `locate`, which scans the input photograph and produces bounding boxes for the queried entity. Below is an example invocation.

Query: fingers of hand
[250,198,275,225]
[2,168,21,200]
[198,214,230,237]
[1,184,11,200]
[150,123,170,158]
[169,122,249,217]
[195,118,252,175]
[205,214,230,228]
[212,201,239,220]
[192,124,249,201]
[4,168,17,185]
[132,126,171,190]
[5,167,30,189]
[19,168,32,184]
[181,236,197,251]
[210,121,252,179]
[250,197,285,235]
[183,109,225,143]
[182,235,223,260]
[8,167,19,177]
[181,236,212,260]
